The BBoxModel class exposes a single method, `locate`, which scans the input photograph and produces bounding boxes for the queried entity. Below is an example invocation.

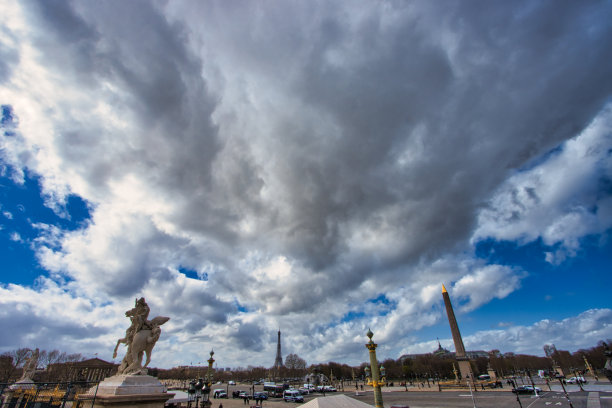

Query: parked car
[232,391,246,399]
[283,389,304,403]
[566,376,587,384]
[512,385,542,394]
[228,381,236,385]
[253,392,268,400]
[298,387,310,395]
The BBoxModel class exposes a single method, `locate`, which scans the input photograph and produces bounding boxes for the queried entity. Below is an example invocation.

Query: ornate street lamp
[188,380,196,408]
[365,329,384,408]
[583,356,598,381]
[201,349,214,408]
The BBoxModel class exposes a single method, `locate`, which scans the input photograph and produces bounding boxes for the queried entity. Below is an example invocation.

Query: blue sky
[1,0,612,369]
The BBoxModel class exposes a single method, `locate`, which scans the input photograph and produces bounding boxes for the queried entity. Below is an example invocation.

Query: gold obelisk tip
[442,284,447,293]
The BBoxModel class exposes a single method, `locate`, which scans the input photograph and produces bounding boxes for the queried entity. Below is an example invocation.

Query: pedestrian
[219,404,223,408]
[243,396,247,405]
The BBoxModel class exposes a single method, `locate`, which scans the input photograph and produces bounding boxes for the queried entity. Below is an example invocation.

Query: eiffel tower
[274,329,283,368]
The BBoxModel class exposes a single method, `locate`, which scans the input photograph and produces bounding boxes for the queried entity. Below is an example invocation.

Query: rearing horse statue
[113,298,169,375]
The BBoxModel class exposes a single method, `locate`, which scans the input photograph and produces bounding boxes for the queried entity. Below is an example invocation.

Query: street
[348,390,612,408]
[181,381,612,408]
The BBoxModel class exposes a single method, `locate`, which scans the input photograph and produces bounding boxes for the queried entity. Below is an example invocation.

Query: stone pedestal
[1,379,36,408]
[8,378,36,390]
[553,365,565,379]
[457,360,474,383]
[79,375,174,408]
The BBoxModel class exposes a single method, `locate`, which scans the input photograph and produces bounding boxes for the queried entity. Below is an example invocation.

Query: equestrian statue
[113,297,169,375]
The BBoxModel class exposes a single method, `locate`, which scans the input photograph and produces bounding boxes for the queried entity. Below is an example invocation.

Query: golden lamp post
[584,356,598,381]
[201,349,215,408]
[365,329,385,408]
[207,349,215,385]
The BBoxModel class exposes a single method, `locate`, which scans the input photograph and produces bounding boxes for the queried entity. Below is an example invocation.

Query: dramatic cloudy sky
[1,0,612,369]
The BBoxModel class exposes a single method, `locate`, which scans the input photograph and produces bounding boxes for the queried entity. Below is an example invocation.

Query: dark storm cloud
[26,0,608,309]
[186,0,612,279]
[231,322,263,351]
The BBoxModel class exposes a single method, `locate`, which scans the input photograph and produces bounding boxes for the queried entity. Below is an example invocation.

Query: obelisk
[442,284,474,382]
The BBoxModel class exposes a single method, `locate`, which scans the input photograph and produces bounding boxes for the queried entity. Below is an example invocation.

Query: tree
[0,348,31,382]
[285,354,306,370]
[39,350,62,369]
[285,353,306,378]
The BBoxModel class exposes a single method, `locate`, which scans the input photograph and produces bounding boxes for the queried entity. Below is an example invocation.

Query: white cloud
[452,265,524,312]
[404,309,612,356]
[473,106,612,262]
[0,0,611,367]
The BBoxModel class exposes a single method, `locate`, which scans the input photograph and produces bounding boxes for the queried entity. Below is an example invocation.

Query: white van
[303,384,315,392]
[283,389,304,403]
[213,389,227,398]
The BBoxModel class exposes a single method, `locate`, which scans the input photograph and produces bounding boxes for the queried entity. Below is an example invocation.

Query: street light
[365,329,384,408]
[188,378,205,408]
[188,380,196,408]
[195,378,204,408]
[200,350,215,408]
[583,356,598,381]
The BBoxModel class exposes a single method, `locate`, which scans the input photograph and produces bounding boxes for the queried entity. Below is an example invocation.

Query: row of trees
[155,341,611,384]
[3,340,610,384]
[0,348,84,383]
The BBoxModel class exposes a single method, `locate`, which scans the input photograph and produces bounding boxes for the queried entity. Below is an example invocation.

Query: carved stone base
[91,375,167,396]
[9,378,36,390]
[79,375,174,408]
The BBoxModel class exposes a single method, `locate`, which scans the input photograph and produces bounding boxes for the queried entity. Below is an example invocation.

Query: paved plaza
[192,382,612,408]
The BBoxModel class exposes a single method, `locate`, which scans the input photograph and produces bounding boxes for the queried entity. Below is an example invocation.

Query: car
[512,385,542,394]
[283,390,304,403]
[298,387,310,395]
[232,391,246,399]
[566,376,587,384]
[228,381,236,386]
[253,392,268,400]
